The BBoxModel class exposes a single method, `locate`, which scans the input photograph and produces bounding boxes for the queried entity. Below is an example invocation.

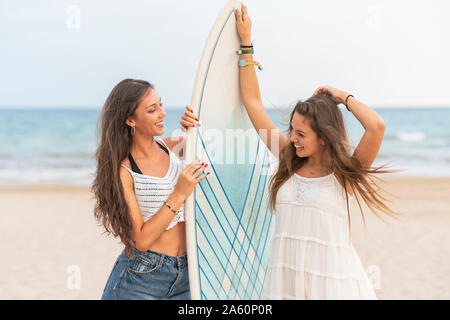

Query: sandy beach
[1,176,449,300]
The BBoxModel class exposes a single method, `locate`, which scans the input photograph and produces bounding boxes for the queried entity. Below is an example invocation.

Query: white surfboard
[185,0,275,300]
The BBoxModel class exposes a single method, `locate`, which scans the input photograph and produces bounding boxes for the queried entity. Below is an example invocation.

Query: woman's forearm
[135,191,185,251]
[344,94,386,132]
[235,4,289,154]
[239,44,262,105]
[238,43,274,133]
[315,86,385,133]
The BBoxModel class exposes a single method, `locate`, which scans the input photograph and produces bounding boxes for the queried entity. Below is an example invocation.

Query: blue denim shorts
[101,249,190,300]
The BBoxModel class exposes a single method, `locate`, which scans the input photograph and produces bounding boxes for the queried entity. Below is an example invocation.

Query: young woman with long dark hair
[93,79,203,299]
[235,4,397,299]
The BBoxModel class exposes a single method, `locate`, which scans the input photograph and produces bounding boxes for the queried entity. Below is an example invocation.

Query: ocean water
[0,107,449,186]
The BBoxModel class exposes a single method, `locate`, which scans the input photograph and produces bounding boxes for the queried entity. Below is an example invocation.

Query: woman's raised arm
[314,86,386,168]
[235,4,289,157]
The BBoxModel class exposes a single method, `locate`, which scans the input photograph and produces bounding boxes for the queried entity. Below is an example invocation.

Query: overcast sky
[1,0,449,109]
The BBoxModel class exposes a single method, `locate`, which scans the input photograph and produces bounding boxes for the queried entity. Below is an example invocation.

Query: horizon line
[1,105,450,111]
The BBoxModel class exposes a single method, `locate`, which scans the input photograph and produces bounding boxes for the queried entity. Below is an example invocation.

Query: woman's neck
[302,151,332,175]
[130,134,157,158]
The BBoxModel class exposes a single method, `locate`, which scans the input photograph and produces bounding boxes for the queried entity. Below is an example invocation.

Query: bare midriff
[147,221,187,257]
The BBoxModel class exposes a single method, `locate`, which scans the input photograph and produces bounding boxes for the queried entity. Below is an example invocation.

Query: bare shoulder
[162,136,185,158]
[119,159,134,190]
[119,161,140,214]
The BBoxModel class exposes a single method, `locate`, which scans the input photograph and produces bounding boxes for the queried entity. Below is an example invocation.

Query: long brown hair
[92,79,153,258]
[269,94,397,233]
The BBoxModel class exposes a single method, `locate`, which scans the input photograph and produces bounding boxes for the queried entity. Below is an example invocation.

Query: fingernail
[207,172,210,175]
[201,162,204,166]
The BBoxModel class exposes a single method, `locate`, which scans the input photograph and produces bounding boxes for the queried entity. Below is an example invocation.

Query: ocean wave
[0,167,95,186]
[37,152,95,159]
[396,131,426,142]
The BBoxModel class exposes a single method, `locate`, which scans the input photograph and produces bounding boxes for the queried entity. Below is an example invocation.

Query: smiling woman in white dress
[235,4,397,299]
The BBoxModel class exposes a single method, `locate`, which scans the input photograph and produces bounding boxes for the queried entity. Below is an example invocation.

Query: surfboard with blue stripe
[185,0,275,300]
[195,133,274,299]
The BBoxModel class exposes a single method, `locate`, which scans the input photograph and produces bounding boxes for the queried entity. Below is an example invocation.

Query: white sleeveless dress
[263,173,377,300]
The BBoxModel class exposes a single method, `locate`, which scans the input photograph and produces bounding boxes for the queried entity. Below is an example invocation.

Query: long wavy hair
[269,94,398,233]
[92,79,153,258]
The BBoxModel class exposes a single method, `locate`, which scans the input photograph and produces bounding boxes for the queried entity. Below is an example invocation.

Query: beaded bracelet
[164,201,180,216]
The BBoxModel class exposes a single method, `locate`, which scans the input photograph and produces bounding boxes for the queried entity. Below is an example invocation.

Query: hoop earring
[131,126,135,136]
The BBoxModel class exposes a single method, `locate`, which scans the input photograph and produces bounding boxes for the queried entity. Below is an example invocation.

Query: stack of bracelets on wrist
[237,41,263,70]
